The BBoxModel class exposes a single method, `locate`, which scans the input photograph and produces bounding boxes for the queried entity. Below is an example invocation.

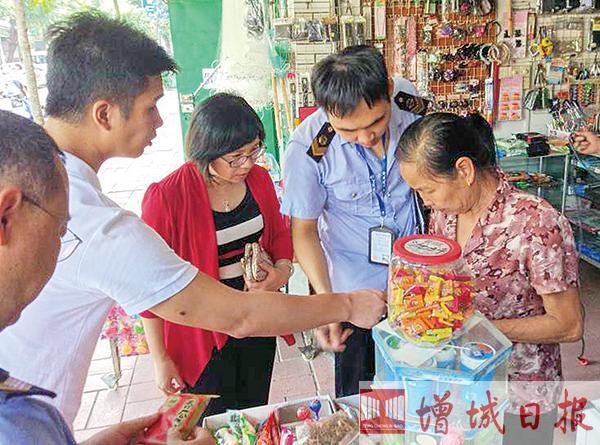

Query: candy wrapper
[279,426,294,445]
[215,427,241,445]
[140,394,217,444]
[294,410,358,445]
[388,265,474,347]
[256,410,280,445]
[101,305,148,356]
[226,411,257,445]
[332,401,359,424]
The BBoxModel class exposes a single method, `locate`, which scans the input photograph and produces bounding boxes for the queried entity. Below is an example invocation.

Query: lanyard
[356,134,388,223]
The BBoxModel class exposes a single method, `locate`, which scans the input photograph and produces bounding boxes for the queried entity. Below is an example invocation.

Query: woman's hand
[153,356,185,395]
[245,261,290,292]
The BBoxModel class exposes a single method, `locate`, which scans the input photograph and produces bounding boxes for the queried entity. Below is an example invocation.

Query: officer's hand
[315,323,353,352]
[346,289,387,329]
[573,131,600,155]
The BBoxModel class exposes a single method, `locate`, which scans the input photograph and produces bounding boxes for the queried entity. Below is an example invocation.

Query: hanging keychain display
[374,0,387,40]
[524,65,550,111]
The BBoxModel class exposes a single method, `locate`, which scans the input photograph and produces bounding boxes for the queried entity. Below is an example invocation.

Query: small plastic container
[388,235,475,347]
[460,342,497,407]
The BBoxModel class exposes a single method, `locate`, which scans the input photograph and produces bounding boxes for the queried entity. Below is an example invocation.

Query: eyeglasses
[22,194,82,262]
[222,145,266,168]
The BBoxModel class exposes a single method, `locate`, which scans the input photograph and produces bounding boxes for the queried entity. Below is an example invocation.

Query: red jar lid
[392,235,462,266]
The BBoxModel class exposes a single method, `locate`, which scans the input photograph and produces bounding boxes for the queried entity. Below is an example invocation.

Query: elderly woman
[397,112,583,444]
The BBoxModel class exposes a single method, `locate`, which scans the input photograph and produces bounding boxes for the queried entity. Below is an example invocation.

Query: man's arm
[290,217,353,352]
[291,217,332,294]
[148,271,385,339]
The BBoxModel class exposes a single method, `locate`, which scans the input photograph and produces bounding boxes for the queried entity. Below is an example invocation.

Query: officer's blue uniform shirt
[281,77,421,292]
[0,368,76,444]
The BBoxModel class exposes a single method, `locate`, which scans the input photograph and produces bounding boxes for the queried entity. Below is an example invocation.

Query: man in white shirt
[0,110,214,445]
[0,11,386,427]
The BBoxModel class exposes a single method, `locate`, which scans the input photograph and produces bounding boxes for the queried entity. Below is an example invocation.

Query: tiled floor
[73,90,600,442]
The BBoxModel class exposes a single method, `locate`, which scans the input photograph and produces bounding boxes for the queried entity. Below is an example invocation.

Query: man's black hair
[45,10,178,121]
[311,45,389,117]
[0,110,63,202]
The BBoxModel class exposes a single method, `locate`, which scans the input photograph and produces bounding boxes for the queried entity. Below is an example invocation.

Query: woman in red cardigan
[140,93,294,417]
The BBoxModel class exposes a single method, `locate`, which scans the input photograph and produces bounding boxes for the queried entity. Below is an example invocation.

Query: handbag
[240,242,296,347]
[241,242,273,282]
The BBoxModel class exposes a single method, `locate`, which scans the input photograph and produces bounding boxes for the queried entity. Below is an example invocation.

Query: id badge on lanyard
[369,225,395,265]
[357,136,396,265]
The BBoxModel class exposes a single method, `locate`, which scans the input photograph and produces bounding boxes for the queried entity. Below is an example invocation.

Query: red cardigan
[140,162,293,386]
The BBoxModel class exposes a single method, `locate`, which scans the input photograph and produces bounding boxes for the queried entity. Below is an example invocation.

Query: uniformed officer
[281,45,427,397]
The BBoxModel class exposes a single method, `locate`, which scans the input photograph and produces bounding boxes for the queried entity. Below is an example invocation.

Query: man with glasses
[0,12,386,427]
[0,110,215,444]
[22,194,82,261]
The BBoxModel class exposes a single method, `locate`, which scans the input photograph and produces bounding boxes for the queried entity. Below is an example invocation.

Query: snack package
[215,426,241,445]
[228,411,257,445]
[140,394,218,444]
[279,426,294,445]
[256,410,281,445]
[294,410,358,445]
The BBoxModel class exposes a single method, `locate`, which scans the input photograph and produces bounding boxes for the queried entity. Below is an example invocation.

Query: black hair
[0,110,63,202]
[45,10,178,121]
[186,93,265,178]
[311,45,389,117]
[396,112,497,177]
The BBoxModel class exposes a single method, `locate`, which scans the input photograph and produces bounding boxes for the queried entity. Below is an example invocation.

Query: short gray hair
[0,110,63,202]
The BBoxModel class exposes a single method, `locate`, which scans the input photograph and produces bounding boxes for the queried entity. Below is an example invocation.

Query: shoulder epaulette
[394,91,430,116]
[0,369,56,400]
[307,123,336,162]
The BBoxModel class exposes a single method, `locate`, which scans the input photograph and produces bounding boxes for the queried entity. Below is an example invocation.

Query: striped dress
[213,188,264,290]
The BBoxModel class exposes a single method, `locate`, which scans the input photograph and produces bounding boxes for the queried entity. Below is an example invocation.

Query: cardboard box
[202,395,334,430]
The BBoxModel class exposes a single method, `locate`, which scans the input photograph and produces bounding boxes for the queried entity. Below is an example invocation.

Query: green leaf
[27,0,55,14]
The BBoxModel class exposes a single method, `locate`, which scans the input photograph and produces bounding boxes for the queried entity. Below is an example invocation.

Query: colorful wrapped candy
[388,235,474,347]
[101,305,149,356]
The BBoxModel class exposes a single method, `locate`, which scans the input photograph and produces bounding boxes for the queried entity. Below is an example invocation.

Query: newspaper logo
[359,387,406,435]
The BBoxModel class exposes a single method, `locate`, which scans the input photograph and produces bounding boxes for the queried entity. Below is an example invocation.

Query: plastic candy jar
[388,235,474,347]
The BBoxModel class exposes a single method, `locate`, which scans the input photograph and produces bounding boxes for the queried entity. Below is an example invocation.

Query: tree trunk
[12,0,43,124]
[113,0,120,18]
